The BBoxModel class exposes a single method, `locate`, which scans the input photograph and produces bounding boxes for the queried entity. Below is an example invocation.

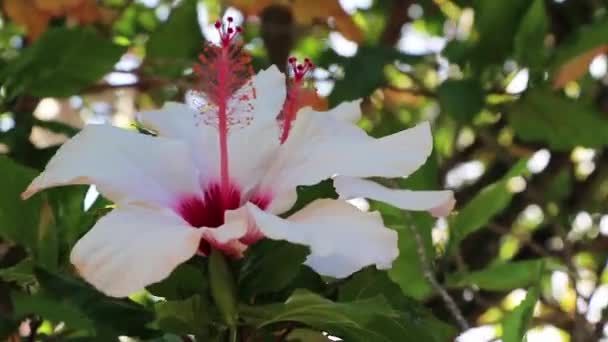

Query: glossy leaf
[146,0,203,75]
[238,239,309,298]
[241,289,415,342]
[0,156,41,250]
[2,27,125,97]
[35,268,157,338]
[147,262,208,301]
[514,0,549,69]
[448,159,529,253]
[437,79,485,123]
[445,259,544,291]
[509,89,608,150]
[502,287,540,342]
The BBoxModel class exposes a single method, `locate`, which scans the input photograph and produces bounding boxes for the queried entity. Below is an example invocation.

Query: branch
[403,213,470,331]
[386,178,469,331]
[381,0,415,45]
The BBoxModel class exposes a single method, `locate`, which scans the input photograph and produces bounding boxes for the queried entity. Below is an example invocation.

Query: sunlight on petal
[345,197,370,211]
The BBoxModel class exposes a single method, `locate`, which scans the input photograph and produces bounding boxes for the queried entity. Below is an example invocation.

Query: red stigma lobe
[215,17,242,48]
[279,56,315,143]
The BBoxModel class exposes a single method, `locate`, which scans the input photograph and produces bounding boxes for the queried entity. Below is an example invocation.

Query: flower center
[175,183,270,255]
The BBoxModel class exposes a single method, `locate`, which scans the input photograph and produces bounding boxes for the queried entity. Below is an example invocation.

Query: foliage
[1,0,608,341]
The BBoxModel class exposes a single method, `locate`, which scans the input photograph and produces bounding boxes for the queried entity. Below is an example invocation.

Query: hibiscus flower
[21,19,453,297]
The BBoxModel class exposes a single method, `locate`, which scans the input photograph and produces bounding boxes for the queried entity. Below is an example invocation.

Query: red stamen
[279,56,314,143]
[195,18,253,203]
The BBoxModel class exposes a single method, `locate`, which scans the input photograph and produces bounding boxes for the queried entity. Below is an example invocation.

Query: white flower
[22,66,453,297]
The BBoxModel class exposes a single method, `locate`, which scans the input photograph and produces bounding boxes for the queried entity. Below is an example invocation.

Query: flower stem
[230,326,237,342]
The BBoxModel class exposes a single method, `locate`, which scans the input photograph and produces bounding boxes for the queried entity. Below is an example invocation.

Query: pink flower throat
[176,183,270,255]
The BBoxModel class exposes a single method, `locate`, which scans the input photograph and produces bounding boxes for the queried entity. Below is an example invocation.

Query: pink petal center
[175,183,270,256]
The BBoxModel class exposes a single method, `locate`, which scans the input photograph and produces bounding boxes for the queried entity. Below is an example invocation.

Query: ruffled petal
[241,199,399,278]
[334,176,455,217]
[258,103,433,213]
[22,124,201,207]
[70,206,203,297]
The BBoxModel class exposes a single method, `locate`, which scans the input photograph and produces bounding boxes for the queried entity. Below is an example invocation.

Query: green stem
[208,249,238,329]
[230,326,238,342]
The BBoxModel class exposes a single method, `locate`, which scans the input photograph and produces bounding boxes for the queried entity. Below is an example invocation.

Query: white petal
[326,99,362,123]
[23,125,201,207]
[70,206,202,297]
[138,102,219,183]
[138,66,285,194]
[227,66,284,194]
[259,106,433,212]
[249,65,286,125]
[244,199,399,278]
[334,176,455,217]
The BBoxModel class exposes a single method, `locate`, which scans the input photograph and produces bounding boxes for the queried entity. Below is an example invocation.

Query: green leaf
[339,268,457,342]
[471,0,531,68]
[35,201,59,270]
[241,289,406,342]
[448,159,528,253]
[328,46,421,106]
[509,89,608,150]
[545,168,573,203]
[154,295,213,338]
[287,329,331,341]
[12,291,95,332]
[209,249,237,327]
[146,0,203,76]
[35,268,156,338]
[0,259,34,284]
[284,179,337,217]
[147,263,207,300]
[0,156,41,249]
[386,213,434,299]
[551,18,608,70]
[239,240,309,298]
[437,79,485,123]
[514,0,549,69]
[446,259,544,291]
[3,28,125,98]
[502,287,540,342]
